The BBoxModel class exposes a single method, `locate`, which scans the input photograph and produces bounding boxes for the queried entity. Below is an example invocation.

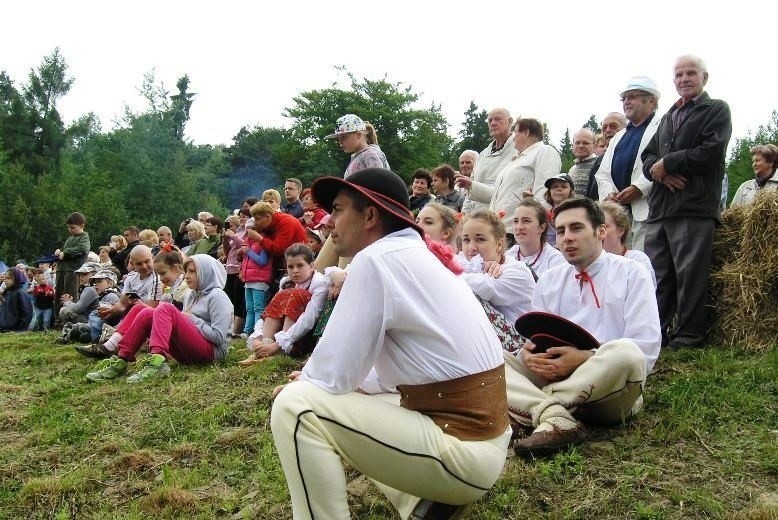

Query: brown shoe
[513,422,588,458]
[74,342,113,359]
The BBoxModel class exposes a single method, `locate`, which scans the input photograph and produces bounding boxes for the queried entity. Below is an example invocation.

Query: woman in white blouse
[460,210,536,353]
[506,198,566,280]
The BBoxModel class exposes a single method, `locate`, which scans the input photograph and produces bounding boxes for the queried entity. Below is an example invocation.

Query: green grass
[0,332,776,519]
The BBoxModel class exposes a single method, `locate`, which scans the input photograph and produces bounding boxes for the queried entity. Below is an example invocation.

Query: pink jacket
[240,236,272,283]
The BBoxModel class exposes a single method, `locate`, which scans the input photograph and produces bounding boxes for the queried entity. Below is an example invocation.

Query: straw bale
[709,190,778,351]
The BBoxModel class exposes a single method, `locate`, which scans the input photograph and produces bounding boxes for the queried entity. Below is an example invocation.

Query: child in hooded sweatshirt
[85,254,233,383]
[0,268,33,332]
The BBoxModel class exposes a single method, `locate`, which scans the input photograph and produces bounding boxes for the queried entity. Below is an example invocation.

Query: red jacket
[260,212,307,258]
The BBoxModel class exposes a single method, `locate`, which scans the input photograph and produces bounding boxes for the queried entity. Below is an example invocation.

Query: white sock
[103,333,123,352]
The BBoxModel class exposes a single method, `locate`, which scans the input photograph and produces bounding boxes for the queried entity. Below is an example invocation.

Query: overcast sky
[4,1,776,154]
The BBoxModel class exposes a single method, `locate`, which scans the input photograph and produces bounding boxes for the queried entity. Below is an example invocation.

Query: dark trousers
[54,271,80,319]
[645,217,715,347]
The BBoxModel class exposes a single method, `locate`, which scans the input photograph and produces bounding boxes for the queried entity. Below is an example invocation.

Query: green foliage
[559,128,574,172]
[454,101,490,159]
[725,110,778,203]
[0,53,228,261]
[582,113,601,134]
[282,68,453,183]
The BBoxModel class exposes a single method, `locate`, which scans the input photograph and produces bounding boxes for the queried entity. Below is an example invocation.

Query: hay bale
[709,190,778,351]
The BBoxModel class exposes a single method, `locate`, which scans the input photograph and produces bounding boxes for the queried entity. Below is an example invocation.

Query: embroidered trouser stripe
[504,339,648,427]
[272,382,511,520]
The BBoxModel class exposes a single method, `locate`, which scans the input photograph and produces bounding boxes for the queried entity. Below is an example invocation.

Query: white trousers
[271,381,512,520]
[504,340,647,427]
[627,209,647,252]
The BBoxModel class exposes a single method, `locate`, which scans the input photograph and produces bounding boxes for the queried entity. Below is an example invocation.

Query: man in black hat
[507,197,660,457]
[270,168,511,520]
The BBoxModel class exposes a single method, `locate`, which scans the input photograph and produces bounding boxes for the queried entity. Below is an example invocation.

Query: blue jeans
[88,311,104,342]
[244,287,267,335]
[29,306,53,331]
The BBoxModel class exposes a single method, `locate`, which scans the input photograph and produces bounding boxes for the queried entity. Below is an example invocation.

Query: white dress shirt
[301,229,503,394]
[533,251,661,371]
[623,249,657,289]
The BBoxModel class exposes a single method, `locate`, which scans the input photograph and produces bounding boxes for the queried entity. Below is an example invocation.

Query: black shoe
[74,342,113,359]
[666,340,700,352]
[410,500,469,520]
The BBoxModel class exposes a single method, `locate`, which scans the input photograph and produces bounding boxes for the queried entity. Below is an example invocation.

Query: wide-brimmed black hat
[311,168,423,236]
[515,311,600,353]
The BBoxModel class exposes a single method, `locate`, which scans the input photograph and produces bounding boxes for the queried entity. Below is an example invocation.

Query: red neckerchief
[575,271,601,308]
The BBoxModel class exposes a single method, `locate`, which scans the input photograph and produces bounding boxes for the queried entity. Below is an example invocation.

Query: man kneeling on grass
[507,197,661,457]
[270,168,512,520]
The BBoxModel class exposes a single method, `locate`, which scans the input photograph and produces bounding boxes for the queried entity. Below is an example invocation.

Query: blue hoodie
[183,255,233,360]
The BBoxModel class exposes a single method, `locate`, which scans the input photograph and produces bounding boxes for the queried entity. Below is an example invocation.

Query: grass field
[0,332,776,519]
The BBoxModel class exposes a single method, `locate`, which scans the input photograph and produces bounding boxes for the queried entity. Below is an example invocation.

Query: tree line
[0,49,773,262]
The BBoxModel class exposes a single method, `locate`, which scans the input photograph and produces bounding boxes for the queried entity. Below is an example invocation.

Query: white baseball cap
[620,76,661,99]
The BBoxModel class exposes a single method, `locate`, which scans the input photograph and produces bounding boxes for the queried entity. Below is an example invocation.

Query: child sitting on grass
[85,254,233,383]
[0,268,33,332]
[75,247,186,360]
[239,244,329,365]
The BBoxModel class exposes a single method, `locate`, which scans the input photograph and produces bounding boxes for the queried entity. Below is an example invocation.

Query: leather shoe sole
[513,423,588,458]
[410,499,469,520]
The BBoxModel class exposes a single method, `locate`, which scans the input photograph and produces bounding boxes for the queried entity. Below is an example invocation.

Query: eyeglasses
[620,92,648,102]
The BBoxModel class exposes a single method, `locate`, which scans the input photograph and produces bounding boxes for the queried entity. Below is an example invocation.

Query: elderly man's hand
[615,185,643,204]
[662,174,688,192]
[455,174,473,189]
[650,159,668,182]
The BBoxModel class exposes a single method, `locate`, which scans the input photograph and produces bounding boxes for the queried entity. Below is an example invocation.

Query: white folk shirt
[274,271,329,353]
[506,243,566,279]
[533,251,661,371]
[300,229,504,395]
[461,255,536,325]
[623,249,657,289]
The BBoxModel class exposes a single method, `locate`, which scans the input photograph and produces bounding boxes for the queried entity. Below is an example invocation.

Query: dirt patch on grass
[114,449,157,472]
[140,486,199,514]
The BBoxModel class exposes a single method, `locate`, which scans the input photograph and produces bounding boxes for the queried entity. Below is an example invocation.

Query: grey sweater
[183,255,233,360]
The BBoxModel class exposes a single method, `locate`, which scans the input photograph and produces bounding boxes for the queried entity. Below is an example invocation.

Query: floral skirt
[262,288,311,321]
[478,297,525,354]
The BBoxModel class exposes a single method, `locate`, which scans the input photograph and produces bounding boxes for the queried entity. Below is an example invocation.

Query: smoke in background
[224,158,281,210]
